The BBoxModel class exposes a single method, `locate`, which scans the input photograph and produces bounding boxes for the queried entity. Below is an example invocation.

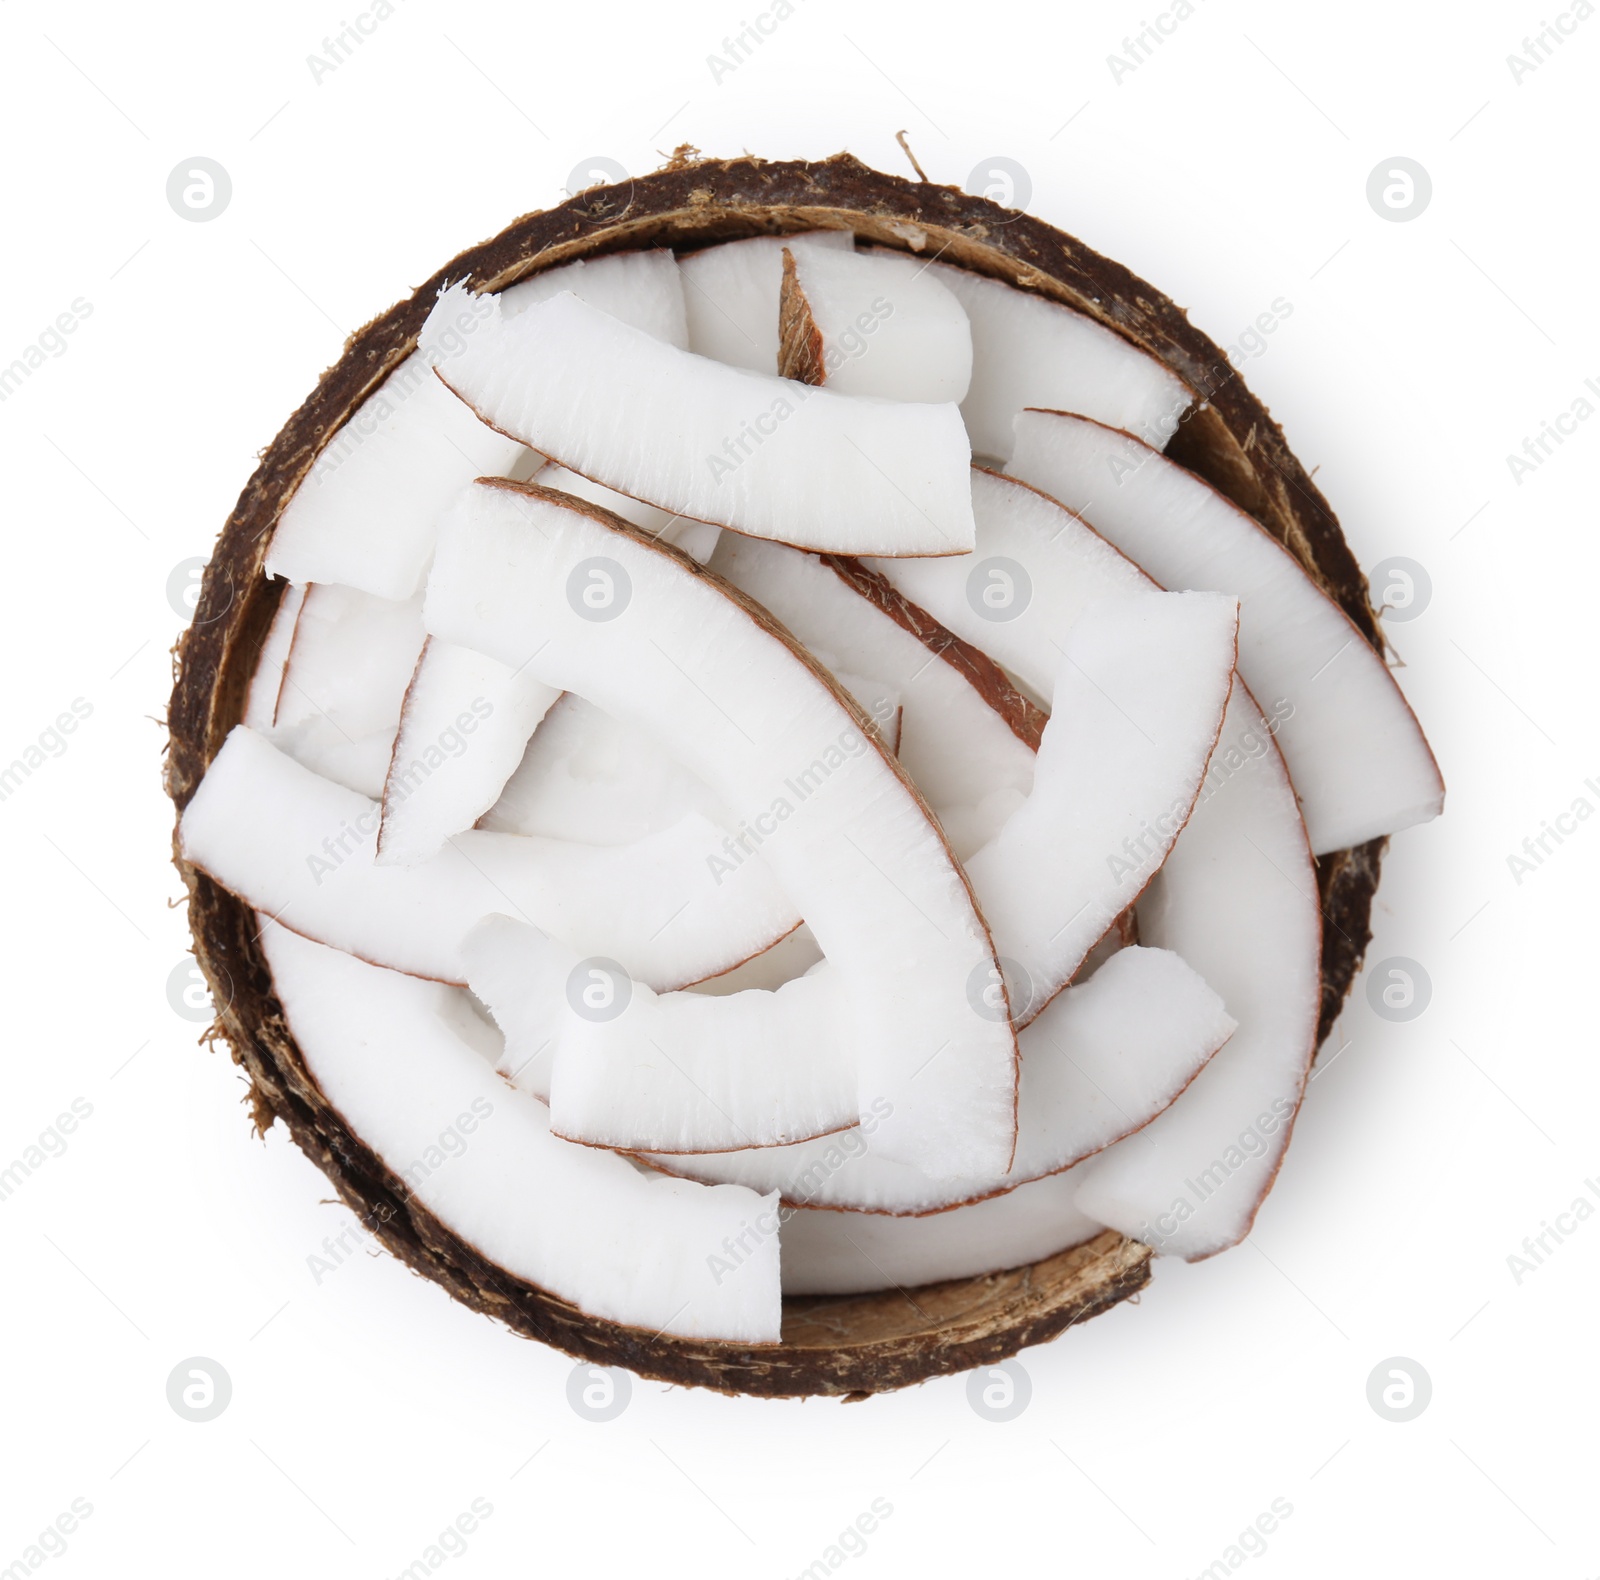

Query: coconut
[167,151,1393,1398]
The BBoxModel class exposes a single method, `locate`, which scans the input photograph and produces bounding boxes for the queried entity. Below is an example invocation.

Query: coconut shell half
[166,151,1385,1399]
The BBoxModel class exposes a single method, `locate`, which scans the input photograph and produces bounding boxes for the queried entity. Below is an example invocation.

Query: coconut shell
[166,151,1385,1399]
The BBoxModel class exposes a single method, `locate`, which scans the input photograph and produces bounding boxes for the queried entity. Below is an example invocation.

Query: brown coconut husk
[166,152,1383,1398]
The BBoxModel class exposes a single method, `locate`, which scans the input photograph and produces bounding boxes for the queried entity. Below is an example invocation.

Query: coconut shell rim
[165,150,1386,1399]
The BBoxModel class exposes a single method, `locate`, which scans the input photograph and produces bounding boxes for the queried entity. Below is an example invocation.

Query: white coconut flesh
[680,229,854,372]
[180,727,800,990]
[780,1168,1104,1297]
[265,249,691,600]
[242,582,305,730]
[783,240,973,403]
[422,283,977,557]
[375,638,562,868]
[708,532,1036,860]
[1006,410,1445,853]
[1073,685,1322,1259]
[422,479,1019,1180]
[259,920,780,1341]
[926,262,1193,463]
[464,914,855,1154]
[642,944,1235,1214]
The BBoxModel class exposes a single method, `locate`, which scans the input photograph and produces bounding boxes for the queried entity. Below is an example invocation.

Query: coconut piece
[644,945,1234,1214]
[532,462,721,565]
[464,915,855,1154]
[777,241,972,403]
[424,478,1018,1180]
[266,252,693,600]
[1074,685,1321,1259]
[423,284,976,557]
[965,589,1238,1021]
[680,230,855,372]
[375,638,561,867]
[927,262,1192,463]
[260,920,780,1341]
[1007,410,1445,852]
[180,727,799,990]
[499,247,689,347]
[708,533,1037,859]
[781,1168,1103,1296]
[243,583,305,730]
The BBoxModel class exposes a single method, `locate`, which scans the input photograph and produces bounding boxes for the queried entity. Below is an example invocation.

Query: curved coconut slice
[375,638,561,867]
[1007,410,1445,853]
[180,727,799,990]
[464,915,855,1154]
[266,252,692,599]
[644,946,1234,1214]
[1074,685,1322,1259]
[260,920,779,1341]
[680,230,854,372]
[532,462,721,565]
[499,247,688,346]
[481,692,723,847]
[928,262,1192,462]
[778,240,972,402]
[708,533,1037,859]
[243,582,305,730]
[965,588,1238,1021]
[557,960,853,1154]
[780,1168,1103,1296]
[423,284,976,557]
[423,479,1018,1180]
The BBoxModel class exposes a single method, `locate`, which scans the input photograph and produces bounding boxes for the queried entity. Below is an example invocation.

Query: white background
[1,0,1596,1574]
